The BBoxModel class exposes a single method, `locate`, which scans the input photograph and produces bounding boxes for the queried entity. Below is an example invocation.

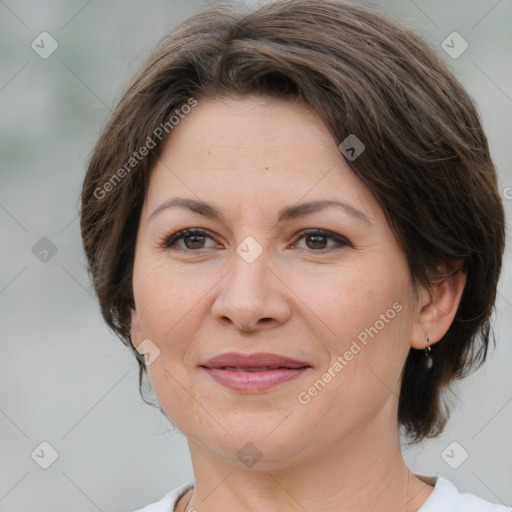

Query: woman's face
[131,95,424,468]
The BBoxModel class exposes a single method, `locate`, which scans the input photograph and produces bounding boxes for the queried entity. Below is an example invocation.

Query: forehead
[162,95,335,162]
[143,95,381,222]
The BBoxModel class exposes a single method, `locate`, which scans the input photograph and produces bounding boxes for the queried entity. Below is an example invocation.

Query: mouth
[214,366,307,371]
[199,352,312,392]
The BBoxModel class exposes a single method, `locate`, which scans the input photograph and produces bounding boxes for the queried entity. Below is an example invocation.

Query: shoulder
[131,476,511,512]
[419,475,511,512]
[132,481,194,512]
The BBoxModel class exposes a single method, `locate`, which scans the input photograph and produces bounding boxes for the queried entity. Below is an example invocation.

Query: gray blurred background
[1,0,511,510]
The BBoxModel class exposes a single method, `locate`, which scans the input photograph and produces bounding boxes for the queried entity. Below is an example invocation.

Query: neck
[182,415,413,512]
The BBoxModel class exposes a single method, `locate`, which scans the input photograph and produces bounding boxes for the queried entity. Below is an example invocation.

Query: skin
[130,95,466,512]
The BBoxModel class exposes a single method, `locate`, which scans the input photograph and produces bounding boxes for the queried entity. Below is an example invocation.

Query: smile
[201,367,311,392]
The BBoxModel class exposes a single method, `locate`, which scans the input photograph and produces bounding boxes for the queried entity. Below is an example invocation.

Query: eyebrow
[149,197,372,226]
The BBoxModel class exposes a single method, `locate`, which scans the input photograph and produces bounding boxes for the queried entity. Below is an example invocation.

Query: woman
[80,1,509,510]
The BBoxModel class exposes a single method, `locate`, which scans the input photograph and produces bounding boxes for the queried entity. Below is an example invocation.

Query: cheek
[132,260,203,375]
[295,258,411,397]
[294,262,400,342]
[133,261,206,425]
[134,257,200,330]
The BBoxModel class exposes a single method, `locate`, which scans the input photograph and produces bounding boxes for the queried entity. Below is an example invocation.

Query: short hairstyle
[80,0,505,443]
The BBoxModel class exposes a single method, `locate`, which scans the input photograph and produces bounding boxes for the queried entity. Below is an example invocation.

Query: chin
[188,423,314,470]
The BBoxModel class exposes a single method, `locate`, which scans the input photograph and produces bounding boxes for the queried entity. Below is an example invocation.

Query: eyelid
[159,227,352,252]
[158,228,217,250]
[292,228,352,250]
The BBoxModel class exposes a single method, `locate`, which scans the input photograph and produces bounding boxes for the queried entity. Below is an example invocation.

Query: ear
[130,308,144,351]
[410,268,467,350]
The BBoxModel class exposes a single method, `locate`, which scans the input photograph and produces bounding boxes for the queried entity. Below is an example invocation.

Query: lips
[199,352,312,392]
[200,352,311,370]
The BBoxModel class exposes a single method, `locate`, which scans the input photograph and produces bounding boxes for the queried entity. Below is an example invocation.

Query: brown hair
[80,0,505,443]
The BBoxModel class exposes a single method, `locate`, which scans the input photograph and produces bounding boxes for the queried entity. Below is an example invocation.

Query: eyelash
[159,228,351,253]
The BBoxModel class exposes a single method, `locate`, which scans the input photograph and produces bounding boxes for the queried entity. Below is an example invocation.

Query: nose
[211,249,292,333]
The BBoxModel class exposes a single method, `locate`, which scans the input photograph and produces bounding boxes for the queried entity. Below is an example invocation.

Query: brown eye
[294,229,350,252]
[182,234,207,249]
[162,229,216,251]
